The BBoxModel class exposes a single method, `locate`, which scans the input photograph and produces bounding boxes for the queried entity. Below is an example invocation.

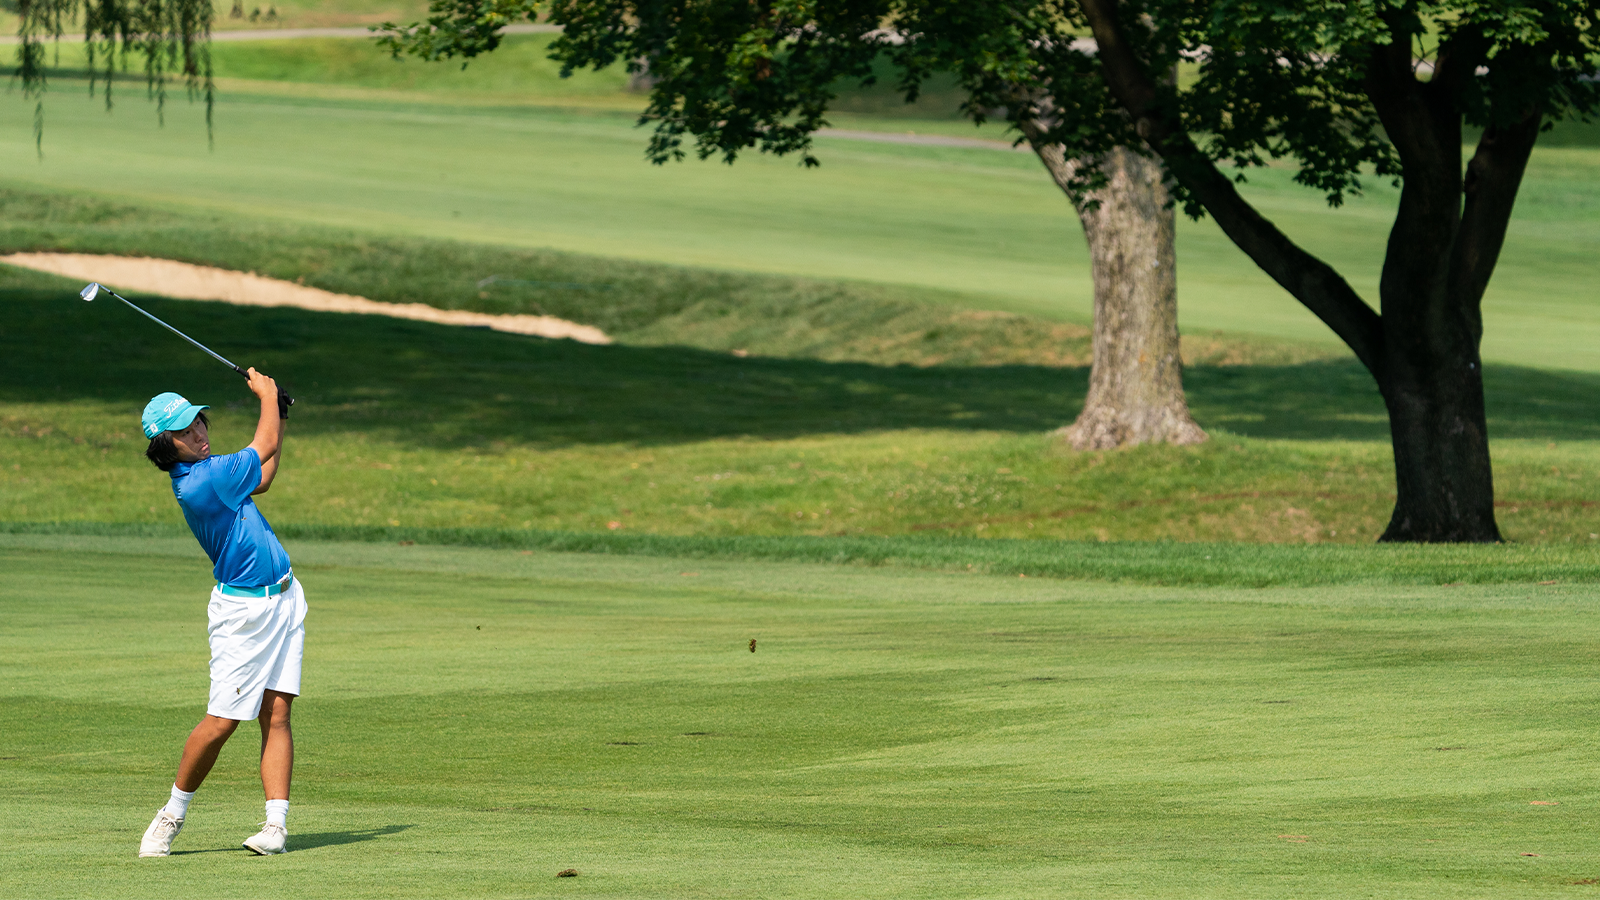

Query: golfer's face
[171,418,210,462]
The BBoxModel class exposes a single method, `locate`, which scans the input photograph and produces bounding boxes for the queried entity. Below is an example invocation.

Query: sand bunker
[1,252,612,345]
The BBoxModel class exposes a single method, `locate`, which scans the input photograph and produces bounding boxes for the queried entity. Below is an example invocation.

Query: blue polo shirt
[170,447,291,587]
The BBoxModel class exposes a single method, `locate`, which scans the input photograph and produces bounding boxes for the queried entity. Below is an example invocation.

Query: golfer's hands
[247,367,285,470]
[246,367,278,401]
[247,368,292,420]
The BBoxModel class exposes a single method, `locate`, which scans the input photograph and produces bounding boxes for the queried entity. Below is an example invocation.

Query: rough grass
[6,536,1600,899]
[3,263,1598,546]
[5,525,1598,587]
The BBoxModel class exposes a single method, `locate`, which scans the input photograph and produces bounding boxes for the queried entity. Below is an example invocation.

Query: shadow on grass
[291,824,416,851]
[3,287,1597,446]
[165,824,414,854]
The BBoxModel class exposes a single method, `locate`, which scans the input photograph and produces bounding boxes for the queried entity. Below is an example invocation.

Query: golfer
[137,369,304,858]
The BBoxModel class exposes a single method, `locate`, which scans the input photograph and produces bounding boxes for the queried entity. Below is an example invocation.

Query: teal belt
[217,573,293,598]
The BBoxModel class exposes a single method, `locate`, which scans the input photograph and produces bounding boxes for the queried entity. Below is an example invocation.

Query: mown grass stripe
[4,520,1596,587]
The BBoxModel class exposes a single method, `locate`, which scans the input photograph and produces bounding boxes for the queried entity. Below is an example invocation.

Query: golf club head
[79,283,101,302]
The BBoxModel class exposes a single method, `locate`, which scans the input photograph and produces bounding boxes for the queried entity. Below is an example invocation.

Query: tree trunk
[1075,1,1535,541]
[1359,45,1533,543]
[1031,142,1207,450]
[1367,109,1513,543]
[1377,354,1499,541]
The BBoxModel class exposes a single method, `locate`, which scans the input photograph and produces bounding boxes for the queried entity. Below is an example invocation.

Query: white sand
[1,252,612,346]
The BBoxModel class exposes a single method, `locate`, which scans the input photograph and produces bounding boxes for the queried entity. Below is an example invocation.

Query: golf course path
[1,252,612,345]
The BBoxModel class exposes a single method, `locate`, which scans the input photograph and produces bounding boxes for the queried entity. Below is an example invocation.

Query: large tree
[380,0,1208,450]
[391,1,1600,541]
[1068,0,1598,541]
[16,0,215,149]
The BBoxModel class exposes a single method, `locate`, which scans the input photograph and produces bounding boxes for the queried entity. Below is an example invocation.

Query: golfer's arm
[253,432,281,495]
[248,393,283,494]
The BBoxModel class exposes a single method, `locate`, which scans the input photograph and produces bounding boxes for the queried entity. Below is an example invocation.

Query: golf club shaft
[105,287,244,373]
[104,287,295,408]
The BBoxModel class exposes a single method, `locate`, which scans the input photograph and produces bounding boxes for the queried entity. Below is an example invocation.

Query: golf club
[81,281,295,411]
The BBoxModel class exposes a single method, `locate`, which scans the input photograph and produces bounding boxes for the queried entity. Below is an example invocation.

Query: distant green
[4,34,1600,370]
[5,535,1600,899]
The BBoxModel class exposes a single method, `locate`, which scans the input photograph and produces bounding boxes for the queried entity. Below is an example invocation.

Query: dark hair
[145,411,209,471]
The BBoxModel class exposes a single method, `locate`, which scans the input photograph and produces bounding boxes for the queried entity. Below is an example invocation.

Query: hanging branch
[16,0,214,153]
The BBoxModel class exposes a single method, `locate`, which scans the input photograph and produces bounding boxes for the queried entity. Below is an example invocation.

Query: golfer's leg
[258,689,294,800]
[174,715,241,792]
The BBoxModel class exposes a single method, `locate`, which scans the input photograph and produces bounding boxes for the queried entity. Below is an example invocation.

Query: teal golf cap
[141,392,209,440]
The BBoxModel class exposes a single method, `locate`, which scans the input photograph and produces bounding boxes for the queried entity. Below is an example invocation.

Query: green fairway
[4,533,1600,899]
[7,19,1600,900]
[1,35,1598,370]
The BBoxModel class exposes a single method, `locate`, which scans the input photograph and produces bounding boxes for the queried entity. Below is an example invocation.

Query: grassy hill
[3,245,1598,547]
[0,188,1315,368]
[2,34,1599,370]
[0,30,1595,549]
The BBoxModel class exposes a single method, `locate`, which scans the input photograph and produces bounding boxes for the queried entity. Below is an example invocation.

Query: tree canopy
[1074,0,1599,364]
[380,1,1125,184]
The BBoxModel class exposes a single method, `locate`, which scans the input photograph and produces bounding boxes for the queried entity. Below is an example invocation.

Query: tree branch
[1361,28,1434,165]
[1450,108,1542,315]
[1428,24,1490,105]
[1363,17,1477,191]
[1076,0,1386,375]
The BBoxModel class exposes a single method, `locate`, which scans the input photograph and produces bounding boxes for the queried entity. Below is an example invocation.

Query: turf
[5,523,1600,587]
[3,78,1101,326]
[3,37,1600,369]
[3,263,1599,544]
[4,534,1600,899]
[0,187,1098,368]
[0,186,1324,367]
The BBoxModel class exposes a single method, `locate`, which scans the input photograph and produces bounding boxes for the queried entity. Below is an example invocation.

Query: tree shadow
[4,288,1597,446]
[1186,355,1600,442]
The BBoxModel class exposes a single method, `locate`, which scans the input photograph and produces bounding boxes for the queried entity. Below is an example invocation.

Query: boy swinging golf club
[136,369,302,858]
[75,281,302,856]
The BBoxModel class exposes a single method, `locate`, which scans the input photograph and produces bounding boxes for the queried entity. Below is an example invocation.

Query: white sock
[163,785,195,819]
[265,799,289,828]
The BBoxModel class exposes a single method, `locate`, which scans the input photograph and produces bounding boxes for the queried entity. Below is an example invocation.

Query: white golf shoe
[138,809,184,857]
[242,822,288,855]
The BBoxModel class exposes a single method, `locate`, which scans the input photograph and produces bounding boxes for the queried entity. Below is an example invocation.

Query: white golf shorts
[205,575,307,721]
